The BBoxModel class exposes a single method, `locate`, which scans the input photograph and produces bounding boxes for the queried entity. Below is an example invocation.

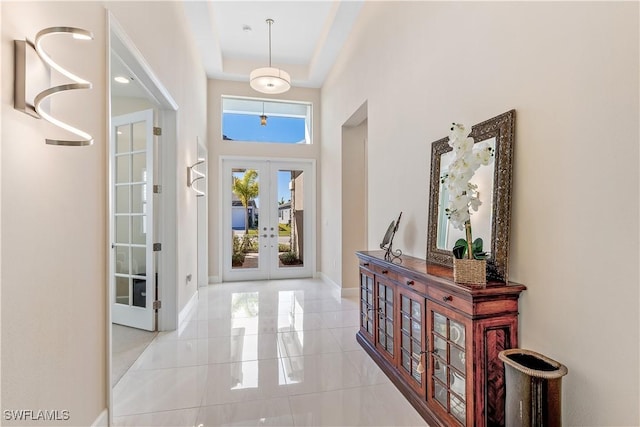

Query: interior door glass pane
[115,246,129,274]
[231,168,259,270]
[132,152,146,182]
[131,184,146,214]
[115,155,130,183]
[132,121,147,151]
[132,278,146,308]
[387,336,393,354]
[277,169,304,268]
[131,246,146,276]
[115,185,129,214]
[116,124,131,153]
[132,216,146,245]
[115,276,129,305]
[386,287,393,302]
[115,216,129,243]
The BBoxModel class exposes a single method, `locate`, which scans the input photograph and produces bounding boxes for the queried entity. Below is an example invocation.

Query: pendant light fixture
[260,102,268,126]
[250,19,291,94]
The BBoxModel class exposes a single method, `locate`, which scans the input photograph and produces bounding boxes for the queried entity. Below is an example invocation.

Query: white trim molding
[91,409,108,427]
[319,272,358,298]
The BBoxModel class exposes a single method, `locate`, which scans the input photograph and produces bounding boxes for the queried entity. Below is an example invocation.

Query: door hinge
[153,300,162,310]
[153,243,162,251]
[153,185,162,194]
[153,127,162,136]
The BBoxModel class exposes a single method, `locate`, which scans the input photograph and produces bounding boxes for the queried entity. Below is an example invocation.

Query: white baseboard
[91,409,108,427]
[208,275,221,284]
[318,272,358,298]
[178,289,198,327]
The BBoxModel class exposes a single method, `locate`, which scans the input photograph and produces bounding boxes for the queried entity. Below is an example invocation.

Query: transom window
[222,96,312,144]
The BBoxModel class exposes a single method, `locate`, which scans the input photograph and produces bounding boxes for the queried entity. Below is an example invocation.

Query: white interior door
[111,109,156,331]
[222,159,314,281]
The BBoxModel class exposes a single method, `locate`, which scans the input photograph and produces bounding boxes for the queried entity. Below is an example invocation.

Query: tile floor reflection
[113,278,428,426]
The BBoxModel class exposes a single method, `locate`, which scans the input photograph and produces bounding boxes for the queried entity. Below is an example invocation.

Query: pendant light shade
[250,19,290,94]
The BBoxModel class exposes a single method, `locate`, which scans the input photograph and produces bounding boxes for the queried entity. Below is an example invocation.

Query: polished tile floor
[113,278,428,426]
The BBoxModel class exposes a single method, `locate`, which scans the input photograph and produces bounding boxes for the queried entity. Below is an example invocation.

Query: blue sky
[226,112,305,204]
[223,113,305,144]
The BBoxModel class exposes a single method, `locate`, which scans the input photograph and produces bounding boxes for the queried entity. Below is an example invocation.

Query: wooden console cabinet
[356,251,525,427]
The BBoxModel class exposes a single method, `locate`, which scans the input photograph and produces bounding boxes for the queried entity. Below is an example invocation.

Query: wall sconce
[187,158,206,197]
[14,26,94,146]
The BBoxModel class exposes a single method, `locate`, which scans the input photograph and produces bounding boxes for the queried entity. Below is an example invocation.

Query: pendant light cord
[267,19,274,67]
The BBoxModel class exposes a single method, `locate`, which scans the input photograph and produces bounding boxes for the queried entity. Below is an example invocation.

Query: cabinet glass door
[359,269,375,343]
[429,303,467,425]
[398,288,425,395]
[376,278,395,361]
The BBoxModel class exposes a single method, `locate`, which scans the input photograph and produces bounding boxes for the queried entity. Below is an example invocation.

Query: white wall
[1,2,107,425]
[1,1,206,424]
[207,80,321,281]
[321,2,639,426]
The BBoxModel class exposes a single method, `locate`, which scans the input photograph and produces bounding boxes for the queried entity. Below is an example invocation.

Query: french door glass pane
[116,155,130,183]
[115,186,129,214]
[231,168,260,270]
[113,117,150,310]
[115,276,129,305]
[115,247,129,274]
[116,124,130,153]
[277,169,304,268]
[132,121,146,151]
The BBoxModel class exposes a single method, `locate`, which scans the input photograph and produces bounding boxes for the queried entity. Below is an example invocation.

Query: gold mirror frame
[427,110,515,281]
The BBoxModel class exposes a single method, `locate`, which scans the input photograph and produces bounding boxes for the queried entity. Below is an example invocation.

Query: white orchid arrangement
[441,123,494,260]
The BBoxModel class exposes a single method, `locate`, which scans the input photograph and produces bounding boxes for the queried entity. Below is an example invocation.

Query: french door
[222,159,315,281]
[111,110,156,331]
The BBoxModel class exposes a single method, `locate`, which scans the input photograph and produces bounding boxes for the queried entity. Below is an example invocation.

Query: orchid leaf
[452,238,468,259]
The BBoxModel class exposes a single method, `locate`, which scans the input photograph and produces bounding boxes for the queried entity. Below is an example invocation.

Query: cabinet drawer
[428,287,472,314]
[371,264,399,282]
[400,276,427,295]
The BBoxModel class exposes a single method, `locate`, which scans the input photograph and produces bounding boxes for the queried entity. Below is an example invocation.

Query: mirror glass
[436,138,495,250]
[427,110,515,281]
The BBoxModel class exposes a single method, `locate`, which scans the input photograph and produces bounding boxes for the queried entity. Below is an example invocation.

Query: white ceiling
[182,0,364,88]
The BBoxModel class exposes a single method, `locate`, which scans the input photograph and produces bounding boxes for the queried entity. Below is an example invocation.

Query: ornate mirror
[427,110,515,281]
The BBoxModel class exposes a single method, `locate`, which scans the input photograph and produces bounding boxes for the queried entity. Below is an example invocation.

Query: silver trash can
[499,349,568,427]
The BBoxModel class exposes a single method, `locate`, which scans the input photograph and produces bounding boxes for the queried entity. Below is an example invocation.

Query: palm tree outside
[232,169,259,233]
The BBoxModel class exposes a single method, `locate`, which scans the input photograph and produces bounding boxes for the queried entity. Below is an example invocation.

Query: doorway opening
[108,13,179,396]
[222,158,315,282]
[341,102,368,292]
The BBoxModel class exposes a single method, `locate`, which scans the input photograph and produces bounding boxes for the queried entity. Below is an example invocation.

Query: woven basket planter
[453,258,486,285]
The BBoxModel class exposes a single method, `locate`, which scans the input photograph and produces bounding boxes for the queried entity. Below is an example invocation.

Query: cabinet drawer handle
[442,295,453,302]
[381,270,388,274]
[363,263,369,267]
[406,280,414,286]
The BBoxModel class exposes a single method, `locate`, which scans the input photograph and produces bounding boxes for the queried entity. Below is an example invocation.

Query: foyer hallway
[112,278,427,426]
